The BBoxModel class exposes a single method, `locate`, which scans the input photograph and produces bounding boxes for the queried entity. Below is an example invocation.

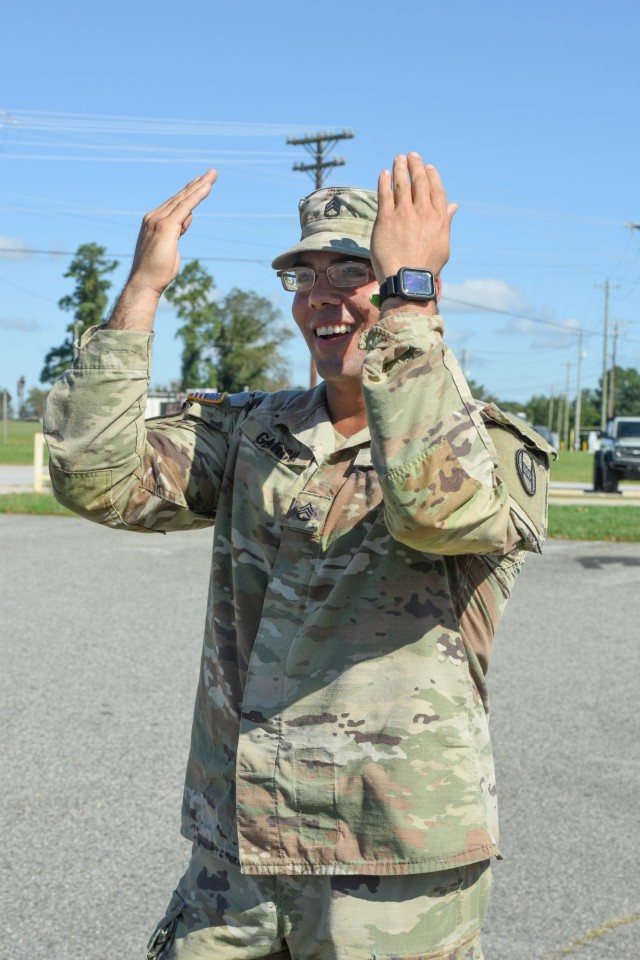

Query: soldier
[45,153,554,959]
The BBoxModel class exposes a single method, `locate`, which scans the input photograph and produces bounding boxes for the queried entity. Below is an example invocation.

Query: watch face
[400,269,435,299]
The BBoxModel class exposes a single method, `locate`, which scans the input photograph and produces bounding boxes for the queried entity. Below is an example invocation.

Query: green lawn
[2,493,638,543]
[0,427,607,483]
[0,493,72,516]
[2,424,639,541]
[547,504,640,542]
[550,449,639,486]
[549,450,594,483]
[0,420,49,465]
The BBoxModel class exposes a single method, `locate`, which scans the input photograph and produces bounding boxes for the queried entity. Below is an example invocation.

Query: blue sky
[2,0,639,412]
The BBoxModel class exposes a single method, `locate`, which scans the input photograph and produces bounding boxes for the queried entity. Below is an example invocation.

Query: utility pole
[288,130,355,388]
[609,321,619,419]
[573,330,584,450]
[595,279,619,432]
[563,362,572,451]
[287,129,354,190]
[548,389,555,433]
[556,391,564,448]
[607,321,632,418]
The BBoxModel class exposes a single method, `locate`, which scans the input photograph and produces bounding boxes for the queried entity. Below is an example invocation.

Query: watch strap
[378,275,399,304]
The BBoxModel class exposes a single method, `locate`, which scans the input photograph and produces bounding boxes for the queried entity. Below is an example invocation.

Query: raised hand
[107,169,217,332]
[371,153,457,285]
[128,169,218,298]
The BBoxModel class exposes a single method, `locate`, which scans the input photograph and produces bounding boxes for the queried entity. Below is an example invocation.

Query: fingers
[149,169,217,221]
[377,168,393,214]
[392,154,410,204]
[424,162,448,213]
[372,152,454,279]
[127,169,217,297]
[180,213,194,236]
[383,154,439,207]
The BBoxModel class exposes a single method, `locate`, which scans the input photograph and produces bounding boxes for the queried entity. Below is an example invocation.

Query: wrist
[379,298,438,319]
[106,282,162,332]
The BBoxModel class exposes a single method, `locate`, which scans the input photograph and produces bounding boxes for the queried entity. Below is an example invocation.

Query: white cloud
[0,317,41,332]
[441,276,581,351]
[496,314,580,350]
[530,316,582,351]
[441,278,532,315]
[0,237,33,260]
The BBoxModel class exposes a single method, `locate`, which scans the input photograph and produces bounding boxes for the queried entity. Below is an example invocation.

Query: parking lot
[1,515,639,959]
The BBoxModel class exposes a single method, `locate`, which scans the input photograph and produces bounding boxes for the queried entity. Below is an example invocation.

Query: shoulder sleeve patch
[482,404,556,549]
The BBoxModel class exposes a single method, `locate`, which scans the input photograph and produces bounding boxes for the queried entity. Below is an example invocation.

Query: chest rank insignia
[324,195,342,218]
[515,448,537,496]
[295,502,316,521]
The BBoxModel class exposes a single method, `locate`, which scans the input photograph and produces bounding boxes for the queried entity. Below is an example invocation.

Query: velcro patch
[483,408,554,547]
[187,391,227,405]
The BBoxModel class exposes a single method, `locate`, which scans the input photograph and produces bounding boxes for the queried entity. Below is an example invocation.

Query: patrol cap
[271,186,378,271]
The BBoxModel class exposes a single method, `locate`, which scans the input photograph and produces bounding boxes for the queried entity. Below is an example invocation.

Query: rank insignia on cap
[187,391,228,405]
[515,448,537,496]
[324,196,342,218]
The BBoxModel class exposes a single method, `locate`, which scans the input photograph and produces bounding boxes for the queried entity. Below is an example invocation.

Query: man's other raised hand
[371,154,457,286]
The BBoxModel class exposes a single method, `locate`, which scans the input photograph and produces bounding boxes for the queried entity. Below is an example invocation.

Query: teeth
[315,324,352,337]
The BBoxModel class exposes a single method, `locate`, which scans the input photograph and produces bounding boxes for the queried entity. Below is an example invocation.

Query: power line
[0,248,270,264]
[2,248,640,348]
[2,108,329,138]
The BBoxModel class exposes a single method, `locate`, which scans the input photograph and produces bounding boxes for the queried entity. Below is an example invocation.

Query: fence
[33,432,50,493]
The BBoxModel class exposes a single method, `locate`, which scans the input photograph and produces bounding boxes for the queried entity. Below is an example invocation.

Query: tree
[466,378,500,405]
[41,243,119,383]
[166,260,293,392]
[215,288,293,392]
[164,260,217,387]
[0,388,13,419]
[22,387,49,420]
[603,366,640,417]
[577,389,600,430]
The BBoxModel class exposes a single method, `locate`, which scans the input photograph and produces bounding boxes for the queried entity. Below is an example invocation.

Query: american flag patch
[187,391,228,405]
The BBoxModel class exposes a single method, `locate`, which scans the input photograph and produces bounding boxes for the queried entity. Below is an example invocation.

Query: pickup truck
[593,416,640,492]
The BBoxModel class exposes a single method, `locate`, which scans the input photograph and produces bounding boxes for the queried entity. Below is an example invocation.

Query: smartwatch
[378,268,437,305]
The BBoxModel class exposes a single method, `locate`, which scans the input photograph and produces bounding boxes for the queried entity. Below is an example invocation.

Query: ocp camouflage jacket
[44,311,554,876]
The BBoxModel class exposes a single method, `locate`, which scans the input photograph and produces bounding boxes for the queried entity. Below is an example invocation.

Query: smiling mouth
[315,324,354,339]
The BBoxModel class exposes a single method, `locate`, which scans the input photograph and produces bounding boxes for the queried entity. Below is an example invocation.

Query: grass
[550,448,639,485]
[1,493,638,544]
[0,420,48,465]
[549,449,594,483]
[0,422,633,485]
[0,492,73,516]
[548,504,640,542]
[2,424,639,540]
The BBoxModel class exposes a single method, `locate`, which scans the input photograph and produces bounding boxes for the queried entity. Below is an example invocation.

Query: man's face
[291,252,379,388]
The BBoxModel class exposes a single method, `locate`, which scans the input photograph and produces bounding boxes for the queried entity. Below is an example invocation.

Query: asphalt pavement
[1,516,639,960]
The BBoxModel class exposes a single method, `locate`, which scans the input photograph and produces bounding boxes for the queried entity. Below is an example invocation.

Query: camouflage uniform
[44,184,554,958]
[45,311,552,875]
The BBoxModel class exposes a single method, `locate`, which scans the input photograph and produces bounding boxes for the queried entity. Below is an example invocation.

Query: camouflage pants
[146,845,491,960]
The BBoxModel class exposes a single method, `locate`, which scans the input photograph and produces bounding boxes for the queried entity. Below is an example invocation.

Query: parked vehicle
[593,417,640,492]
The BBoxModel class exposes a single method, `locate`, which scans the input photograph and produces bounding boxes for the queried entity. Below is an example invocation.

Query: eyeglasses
[278,260,372,293]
